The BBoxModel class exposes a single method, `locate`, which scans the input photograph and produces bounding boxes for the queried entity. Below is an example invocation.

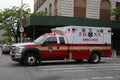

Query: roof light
[72,28,76,32]
[51,32,56,35]
[108,30,111,32]
[68,28,70,32]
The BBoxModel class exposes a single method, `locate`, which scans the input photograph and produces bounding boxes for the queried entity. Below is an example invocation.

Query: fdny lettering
[79,32,101,37]
[94,33,101,37]
[83,38,98,41]
[48,46,53,52]
[79,32,87,36]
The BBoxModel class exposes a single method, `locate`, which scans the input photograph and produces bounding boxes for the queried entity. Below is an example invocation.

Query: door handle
[57,46,59,49]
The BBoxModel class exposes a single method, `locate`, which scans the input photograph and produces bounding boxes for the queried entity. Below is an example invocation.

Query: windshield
[33,36,47,44]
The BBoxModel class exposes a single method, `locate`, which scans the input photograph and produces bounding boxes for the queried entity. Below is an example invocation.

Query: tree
[111,7,120,15]
[111,7,120,21]
[0,5,31,43]
[32,11,48,16]
[0,4,48,43]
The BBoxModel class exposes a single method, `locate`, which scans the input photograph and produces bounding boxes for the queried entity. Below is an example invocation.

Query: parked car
[1,44,11,54]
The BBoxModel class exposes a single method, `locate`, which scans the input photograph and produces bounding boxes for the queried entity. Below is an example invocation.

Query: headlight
[18,47,25,53]
[11,46,17,50]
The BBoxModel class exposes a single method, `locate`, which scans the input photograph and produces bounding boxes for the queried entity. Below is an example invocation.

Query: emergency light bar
[51,28,65,35]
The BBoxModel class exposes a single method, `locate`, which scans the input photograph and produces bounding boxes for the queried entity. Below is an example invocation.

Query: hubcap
[93,55,99,62]
[27,56,35,64]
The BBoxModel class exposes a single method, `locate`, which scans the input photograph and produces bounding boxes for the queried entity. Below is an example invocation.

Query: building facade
[34,0,120,20]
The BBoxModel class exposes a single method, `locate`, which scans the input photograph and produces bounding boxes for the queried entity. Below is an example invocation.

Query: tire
[89,53,101,64]
[24,53,37,66]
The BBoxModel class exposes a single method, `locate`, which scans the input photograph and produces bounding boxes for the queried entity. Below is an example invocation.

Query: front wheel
[24,53,37,66]
[89,53,101,64]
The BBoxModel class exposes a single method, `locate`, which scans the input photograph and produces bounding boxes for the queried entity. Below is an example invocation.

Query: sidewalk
[116,55,120,58]
[102,55,120,60]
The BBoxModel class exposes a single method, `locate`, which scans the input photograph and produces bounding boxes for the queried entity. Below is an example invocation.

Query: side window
[59,37,65,44]
[44,37,57,45]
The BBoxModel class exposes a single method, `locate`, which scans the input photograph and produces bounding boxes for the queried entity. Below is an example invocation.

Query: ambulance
[11,26,112,66]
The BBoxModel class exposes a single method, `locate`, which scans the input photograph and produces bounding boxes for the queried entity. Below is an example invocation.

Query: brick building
[34,0,120,21]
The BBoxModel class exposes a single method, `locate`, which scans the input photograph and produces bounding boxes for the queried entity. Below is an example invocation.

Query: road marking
[41,66,120,71]
[38,61,120,80]
[42,67,87,71]
[42,68,120,73]
[38,63,120,69]
[40,64,120,74]
[91,76,114,80]
[61,69,92,73]
[39,63,120,80]
[40,64,120,71]
[58,78,90,80]
[52,76,114,80]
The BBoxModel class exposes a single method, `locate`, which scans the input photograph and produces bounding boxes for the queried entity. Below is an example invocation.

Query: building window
[45,8,47,15]
[54,0,58,16]
[74,0,86,18]
[49,4,52,16]
[100,0,111,20]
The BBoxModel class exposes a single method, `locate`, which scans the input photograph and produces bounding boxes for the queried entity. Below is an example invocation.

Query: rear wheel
[24,53,37,66]
[89,53,101,64]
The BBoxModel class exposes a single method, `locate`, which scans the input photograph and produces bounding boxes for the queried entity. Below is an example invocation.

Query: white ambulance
[11,26,112,66]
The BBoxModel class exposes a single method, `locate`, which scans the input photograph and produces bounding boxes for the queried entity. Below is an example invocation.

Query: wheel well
[21,48,41,61]
[91,51,101,57]
[89,50,101,63]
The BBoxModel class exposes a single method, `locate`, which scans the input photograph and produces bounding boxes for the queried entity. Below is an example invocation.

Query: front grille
[11,46,18,54]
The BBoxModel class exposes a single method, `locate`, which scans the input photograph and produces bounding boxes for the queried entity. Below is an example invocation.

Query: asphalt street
[0,54,120,80]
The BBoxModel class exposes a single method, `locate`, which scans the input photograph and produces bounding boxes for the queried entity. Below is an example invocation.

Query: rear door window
[59,37,65,44]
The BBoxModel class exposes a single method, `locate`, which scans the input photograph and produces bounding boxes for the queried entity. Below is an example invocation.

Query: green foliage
[111,7,120,16]
[0,4,31,43]
[0,4,48,43]
[33,11,48,16]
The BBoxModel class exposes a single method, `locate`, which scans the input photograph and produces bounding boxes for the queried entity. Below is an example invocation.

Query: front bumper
[10,52,22,62]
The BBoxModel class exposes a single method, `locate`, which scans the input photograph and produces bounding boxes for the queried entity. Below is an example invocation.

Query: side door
[55,37,68,59]
[41,36,58,59]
